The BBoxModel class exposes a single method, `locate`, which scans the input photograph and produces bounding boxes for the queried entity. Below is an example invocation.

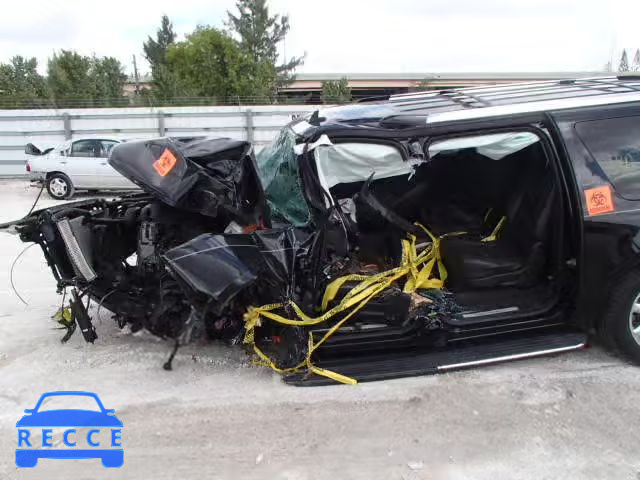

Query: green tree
[321,77,351,104]
[167,26,276,102]
[92,56,128,105]
[143,15,176,66]
[632,49,640,72]
[0,65,10,95]
[619,49,629,72]
[143,15,180,100]
[47,50,95,105]
[0,56,48,107]
[47,50,127,107]
[227,0,303,88]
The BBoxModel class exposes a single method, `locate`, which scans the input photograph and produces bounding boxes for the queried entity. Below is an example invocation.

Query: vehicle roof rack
[386,77,640,116]
[437,89,490,109]
[378,114,429,128]
[355,95,392,103]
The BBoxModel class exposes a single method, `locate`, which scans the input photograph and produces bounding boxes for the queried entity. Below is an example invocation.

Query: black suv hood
[109,137,269,225]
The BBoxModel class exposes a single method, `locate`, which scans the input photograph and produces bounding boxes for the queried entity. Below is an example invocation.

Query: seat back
[501,142,556,254]
[439,140,558,290]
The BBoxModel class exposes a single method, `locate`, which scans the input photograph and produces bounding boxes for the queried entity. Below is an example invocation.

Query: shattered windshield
[256,127,312,226]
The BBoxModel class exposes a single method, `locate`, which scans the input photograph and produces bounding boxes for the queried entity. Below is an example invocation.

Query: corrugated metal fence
[0,105,317,176]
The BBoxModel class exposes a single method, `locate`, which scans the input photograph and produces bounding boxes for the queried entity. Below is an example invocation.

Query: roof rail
[386,77,640,115]
[378,114,429,128]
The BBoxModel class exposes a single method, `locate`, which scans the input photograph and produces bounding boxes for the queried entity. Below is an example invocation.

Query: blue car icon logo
[16,391,123,468]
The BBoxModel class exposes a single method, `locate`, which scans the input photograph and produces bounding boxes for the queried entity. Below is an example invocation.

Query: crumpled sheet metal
[109,137,260,221]
[163,228,304,308]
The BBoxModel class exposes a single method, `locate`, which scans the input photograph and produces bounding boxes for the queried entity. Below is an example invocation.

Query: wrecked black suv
[5,76,640,385]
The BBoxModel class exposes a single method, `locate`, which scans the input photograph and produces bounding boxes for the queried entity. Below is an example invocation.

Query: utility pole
[132,54,140,95]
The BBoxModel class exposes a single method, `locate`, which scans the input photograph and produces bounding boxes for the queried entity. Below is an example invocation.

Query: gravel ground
[0,179,638,480]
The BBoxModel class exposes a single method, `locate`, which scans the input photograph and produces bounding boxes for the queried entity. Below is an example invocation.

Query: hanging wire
[96,289,117,324]
[25,182,46,217]
[7,182,48,306]
[9,243,37,305]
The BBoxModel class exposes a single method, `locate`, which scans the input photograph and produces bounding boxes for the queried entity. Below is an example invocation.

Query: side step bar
[284,331,587,386]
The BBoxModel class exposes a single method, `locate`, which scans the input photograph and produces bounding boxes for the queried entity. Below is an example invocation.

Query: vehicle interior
[314,129,567,338]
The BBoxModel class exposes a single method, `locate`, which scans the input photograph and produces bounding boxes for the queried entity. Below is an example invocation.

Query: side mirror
[23,409,34,414]
[24,143,41,156]
[104,409,115,414]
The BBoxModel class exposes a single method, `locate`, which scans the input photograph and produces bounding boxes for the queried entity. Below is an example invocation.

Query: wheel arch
[45,170,68,180]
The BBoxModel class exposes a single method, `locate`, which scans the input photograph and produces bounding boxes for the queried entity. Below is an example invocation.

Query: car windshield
[256,126,311,226]
[38,395,102,412]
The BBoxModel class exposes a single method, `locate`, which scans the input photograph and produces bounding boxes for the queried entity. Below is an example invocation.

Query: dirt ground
[0,179,638,480]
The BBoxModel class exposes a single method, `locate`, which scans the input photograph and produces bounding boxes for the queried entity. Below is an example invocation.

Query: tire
[46,173,74,200]
[600,270,640,365]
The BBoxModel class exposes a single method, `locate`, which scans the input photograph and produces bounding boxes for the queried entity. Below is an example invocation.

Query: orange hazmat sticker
[584,185,614,216]
[153,148,177,177]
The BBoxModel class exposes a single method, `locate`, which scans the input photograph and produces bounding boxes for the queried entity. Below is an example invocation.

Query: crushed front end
[7,137,276,346]
[3,128,504,385]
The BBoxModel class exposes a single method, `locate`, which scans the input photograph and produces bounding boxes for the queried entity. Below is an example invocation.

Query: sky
[0,0,639,76]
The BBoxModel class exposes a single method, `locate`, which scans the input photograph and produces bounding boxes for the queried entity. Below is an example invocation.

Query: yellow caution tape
[52,306,73,326]
[243,223,452,385]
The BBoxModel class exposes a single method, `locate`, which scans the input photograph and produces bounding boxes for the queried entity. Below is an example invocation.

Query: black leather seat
[440,151,556,291]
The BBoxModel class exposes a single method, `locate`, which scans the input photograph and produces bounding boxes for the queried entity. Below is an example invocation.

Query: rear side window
[575,115,640,199]
[101,140,119,156]
[71,139,101,158]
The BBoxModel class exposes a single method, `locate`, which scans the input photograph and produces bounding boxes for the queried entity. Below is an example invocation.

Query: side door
[550,103,640,328]
[97,140,138,189]
[65,139,104,188]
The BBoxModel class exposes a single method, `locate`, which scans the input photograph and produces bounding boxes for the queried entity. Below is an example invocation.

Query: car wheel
[600,270,640,365]
[46,173,74,200]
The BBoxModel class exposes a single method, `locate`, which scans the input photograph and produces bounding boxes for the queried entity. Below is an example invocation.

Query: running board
[284,331,586,386]
[461,306,519,319]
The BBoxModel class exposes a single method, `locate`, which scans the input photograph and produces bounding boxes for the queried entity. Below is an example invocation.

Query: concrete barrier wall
[0,105,317,176]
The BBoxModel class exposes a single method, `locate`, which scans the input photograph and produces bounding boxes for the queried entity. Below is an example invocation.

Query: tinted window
[100,140,119,156]
[71,139,101,158]
[575,115,640,199]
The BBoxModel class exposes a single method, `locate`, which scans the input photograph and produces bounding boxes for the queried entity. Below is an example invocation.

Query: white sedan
[25,138,139,199]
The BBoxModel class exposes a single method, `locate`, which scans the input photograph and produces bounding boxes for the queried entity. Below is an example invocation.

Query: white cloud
[0,0,637,75]
[274,0,620,72]
[0,0,226,74]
